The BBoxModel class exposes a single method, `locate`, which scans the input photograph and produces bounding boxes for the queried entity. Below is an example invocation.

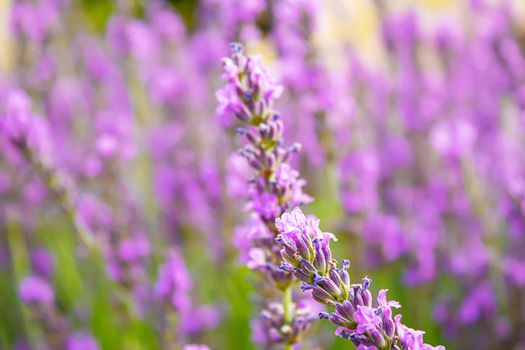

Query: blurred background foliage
[1,0,525,349]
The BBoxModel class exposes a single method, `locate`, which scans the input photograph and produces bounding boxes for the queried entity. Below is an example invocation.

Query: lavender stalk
[0,90,96,252]
[218,44,445,349]
[217,43,314,348]
[276,207,445,349]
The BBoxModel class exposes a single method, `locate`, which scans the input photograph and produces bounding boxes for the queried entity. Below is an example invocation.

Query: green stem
[283,286,293,350]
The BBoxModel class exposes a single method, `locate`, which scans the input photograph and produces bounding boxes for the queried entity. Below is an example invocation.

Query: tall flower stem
[217,43,315,346]
[19,146,97,253]
[283,286,293,350]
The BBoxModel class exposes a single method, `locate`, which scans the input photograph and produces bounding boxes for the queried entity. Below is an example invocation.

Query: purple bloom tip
[301,282,315,291]
[230,42,243,54]
[362,277,371,290]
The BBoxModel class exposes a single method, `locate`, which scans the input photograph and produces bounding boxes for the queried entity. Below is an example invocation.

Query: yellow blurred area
[1,0,524,73]
[0,0,12,73]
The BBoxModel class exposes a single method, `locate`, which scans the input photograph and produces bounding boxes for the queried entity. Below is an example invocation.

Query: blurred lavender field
[1,0,525,349]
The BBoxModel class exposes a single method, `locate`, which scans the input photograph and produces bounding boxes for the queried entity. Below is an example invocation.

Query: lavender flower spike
[276,207,445,350]
[218,43,314,348]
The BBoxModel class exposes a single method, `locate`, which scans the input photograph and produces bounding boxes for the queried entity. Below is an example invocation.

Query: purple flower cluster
[155,248,219,342]
[277,208,444,350]
[2,2,222,347]
[218,43,444,349]
[16,246,99,350]
[4,0,525,348]
[335,2,525,345]
[218,43,315,347]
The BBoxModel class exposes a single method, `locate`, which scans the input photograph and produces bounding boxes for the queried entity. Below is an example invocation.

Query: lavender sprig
[217,43,314,347]
[276,207,444,350]
[0,90,96,251]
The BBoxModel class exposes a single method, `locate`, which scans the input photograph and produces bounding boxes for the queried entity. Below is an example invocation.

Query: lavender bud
[313,248,327,275]
[321,245,332,263]
[290,143,302,153]
[294,268,312,283]
[248,157,263,170]
[319,312,330,320]
[369,328,387,348]
[230,42,243,54]
[312,286,336,305]
[328,268,342,289]
[384,316,395,338]
[258,123,270,136]
[328,312,350,327]
[295,237,311,261]
[265,152,276,168]
[313,273,324,286]
[275,147,288,163]
[300,258,316,273]
[339,329,351,340]
[362,277,371,290]
[268,119,284,141]
[338,268,350,290]
[349,333,361,345]
[281,249,299,267]
[301,283,315,291]
[361,288,372,308]
[329,313,348,327]
[336,300,355,320]
[245,129,261,144]
[236,107,251,122]
[353,286,364,306]
[279,263,294,272]
[318,278,343,301]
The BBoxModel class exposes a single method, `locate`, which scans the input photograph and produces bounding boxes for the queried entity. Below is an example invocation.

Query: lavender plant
[337,2,525,347]
[276,207,443,350]
[217,42,316,348]
[218,43,444,349]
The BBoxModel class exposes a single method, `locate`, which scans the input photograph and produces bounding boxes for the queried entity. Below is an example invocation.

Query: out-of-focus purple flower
[183,345,210,350]
[18,275,54,305]
[155,249,192,311]
[459,283,496,325]
[30,248,55,279]
[10,2,59,45]
[180,305,221,335]
[117,234,150,263]
[66,332,99,350]
[253,300,317,346]
[363,213,407,262]
[233,216,272,265]
[339,149,380,214]
[504,257,525,286]
[0,90,53,163]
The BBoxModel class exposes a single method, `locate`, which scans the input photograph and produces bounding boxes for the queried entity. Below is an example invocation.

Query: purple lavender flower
[30,247,55,279]
[155,249,193,312]
[66,332,99,350]
[276,207,444,350]
[183,345,210,350]
[18,275,54,305]
[218,43,315,347]
[395,315,445,350]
